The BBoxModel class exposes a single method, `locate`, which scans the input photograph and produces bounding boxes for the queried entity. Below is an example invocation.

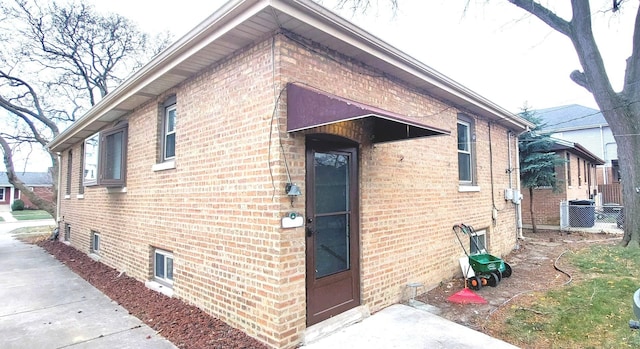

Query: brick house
[0,172,54,211]
[47,0,532,347]
[535,104,617,185]
[521,138,604,227]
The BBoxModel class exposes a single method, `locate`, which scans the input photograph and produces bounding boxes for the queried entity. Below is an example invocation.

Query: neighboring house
[521,138,604,227]
[535,104,618,185]
[47,0,532,347]
[0,172,54,211]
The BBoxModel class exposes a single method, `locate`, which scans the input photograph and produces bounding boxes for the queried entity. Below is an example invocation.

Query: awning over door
[286,83,450,143]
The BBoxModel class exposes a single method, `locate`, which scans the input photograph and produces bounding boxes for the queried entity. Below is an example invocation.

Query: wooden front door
[305,139,360,326]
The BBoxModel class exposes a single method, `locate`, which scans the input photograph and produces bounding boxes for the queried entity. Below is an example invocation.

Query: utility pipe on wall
[56,153,62,224]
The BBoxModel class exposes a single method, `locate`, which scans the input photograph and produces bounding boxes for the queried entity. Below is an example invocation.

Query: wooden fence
[598,183,623,204]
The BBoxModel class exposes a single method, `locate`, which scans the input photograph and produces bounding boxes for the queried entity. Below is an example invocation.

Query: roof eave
[48,0,532,152]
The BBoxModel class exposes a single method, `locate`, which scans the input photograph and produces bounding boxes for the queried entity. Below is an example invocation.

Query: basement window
[91,231,100,254]
[154,249,174,286]
[470,229,487,255]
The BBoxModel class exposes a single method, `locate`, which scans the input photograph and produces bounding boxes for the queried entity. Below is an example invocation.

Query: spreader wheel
[502,262,512,278]
[488,272,500,287]
[468,276,483,290]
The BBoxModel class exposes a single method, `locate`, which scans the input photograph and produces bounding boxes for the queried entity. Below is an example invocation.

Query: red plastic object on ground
[447,288,487,304]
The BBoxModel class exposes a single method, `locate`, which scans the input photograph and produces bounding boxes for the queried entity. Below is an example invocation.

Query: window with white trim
[78,143,85,195]
[163,98,176,161]
[66,150,73,196]
[91,231,100,254]
[154,249,174,285]
[84,134,99,186]
[64,223,71,242]
[457,117,475,184]
[470,229,487,255]
[0,188,5,201]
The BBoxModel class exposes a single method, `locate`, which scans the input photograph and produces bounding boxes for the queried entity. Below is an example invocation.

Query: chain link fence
[560,200,624,231]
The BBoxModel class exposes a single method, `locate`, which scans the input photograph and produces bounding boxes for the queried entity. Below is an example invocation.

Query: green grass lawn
[496,244,640,348]
[10,210,53,221]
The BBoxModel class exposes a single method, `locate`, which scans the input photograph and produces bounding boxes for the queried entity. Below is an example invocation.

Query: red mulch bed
[37,240,268,349]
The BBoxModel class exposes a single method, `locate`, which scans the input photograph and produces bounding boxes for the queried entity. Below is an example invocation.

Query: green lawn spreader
[453,224,512,290]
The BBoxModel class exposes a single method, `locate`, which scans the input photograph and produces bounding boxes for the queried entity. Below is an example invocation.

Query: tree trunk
[606,106,640,248]
[529,186,537,234]
[0,136,57,218]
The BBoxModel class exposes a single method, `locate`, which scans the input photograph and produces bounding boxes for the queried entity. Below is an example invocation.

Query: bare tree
[336,0,640,247]
[506,2,640,248]
[0,0,170,217]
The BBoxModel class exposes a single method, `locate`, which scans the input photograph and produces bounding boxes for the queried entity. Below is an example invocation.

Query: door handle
[306,217,314,237]
[306,226,316,237]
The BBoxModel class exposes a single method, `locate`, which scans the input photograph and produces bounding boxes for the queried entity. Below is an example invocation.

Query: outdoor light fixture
[285,183,301,196]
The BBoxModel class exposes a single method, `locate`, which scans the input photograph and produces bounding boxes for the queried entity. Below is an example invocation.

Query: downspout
[488,122,496,224]
[56,152,62,224]
[507,131,513,189]
[514,127,530,241]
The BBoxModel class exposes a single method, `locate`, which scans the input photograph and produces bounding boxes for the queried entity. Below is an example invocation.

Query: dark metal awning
[286,84,450,143]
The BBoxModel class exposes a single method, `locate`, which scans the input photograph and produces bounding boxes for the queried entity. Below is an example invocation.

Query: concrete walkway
[1,219,519,349]
[301,304,519,349]
[0,220,177,349]
[0,211,17,222]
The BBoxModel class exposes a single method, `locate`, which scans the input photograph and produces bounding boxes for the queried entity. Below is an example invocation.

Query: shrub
[11,199,25,211]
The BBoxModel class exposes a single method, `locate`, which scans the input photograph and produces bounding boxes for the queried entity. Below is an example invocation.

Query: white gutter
[48,0,533,152]
[56,153,62,224]
[276,0,533,130]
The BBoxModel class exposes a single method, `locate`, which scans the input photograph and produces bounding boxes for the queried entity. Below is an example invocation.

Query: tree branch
[567,0,616,101]
[570,70,591,92]
[0,69,60,132]
[623,4,640,97]
[508,0,571,36]
[0,134,56,215]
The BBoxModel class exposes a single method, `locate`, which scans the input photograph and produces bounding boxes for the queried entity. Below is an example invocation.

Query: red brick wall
[0,187,53,209]
[21,187,55,209]
[521,150,598,226]
[58,33,523,348]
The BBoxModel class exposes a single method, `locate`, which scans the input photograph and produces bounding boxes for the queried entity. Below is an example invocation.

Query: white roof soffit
[48,0,532,152]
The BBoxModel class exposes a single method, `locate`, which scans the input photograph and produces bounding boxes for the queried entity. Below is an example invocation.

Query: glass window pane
[166,108,176,132]
[84,134,99,184]
[105,131,123,180]
[457,123,469,152]
[166,257,174,280]
[315,153,349,214]
[155,253,165,279]
[315,214,349,278]
[458,153,471,181]
[165,133,175,159]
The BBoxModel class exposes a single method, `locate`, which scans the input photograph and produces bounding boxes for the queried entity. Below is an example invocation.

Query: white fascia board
[49,0,267,152]
[272,0,533,131]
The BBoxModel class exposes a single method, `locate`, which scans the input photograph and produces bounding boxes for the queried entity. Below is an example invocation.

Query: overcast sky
[8,0,637,172]
[89,0,636,112]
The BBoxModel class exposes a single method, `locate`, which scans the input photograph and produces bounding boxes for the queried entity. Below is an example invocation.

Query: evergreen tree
[519,109,564,233]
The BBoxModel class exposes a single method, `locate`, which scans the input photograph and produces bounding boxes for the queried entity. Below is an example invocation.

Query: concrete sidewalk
[302,304,519,349]
[0,221,177,349]
[0,211,17,222]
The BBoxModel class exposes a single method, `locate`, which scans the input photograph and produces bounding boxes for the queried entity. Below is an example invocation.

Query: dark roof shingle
[0,172,53,186]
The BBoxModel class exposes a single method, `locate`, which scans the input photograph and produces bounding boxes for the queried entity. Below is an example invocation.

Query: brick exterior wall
[57,33,522,348]
[521,150,598,226]
[0,187,53,210]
